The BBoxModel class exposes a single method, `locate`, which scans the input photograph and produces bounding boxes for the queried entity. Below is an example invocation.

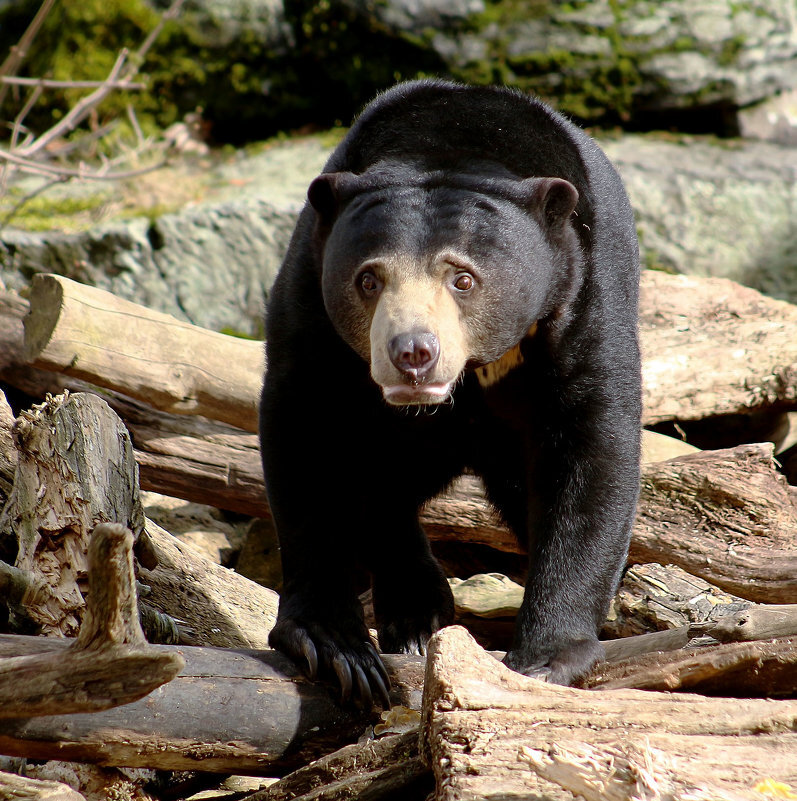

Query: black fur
[260,80,641,706]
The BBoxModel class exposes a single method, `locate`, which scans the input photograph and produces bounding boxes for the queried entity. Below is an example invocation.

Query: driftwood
[251,731,432,801]
[0,634,427,775]
[0,772,85,801]
[640,270,797,425]
[0,386,278,649]
[22,273,263,433]
[0,523,183,718]
[140,517,278,650]
[0,391,145,635]
[590,636,797,697]
[10,271,797,433]
[422,627,797,801]
[632,443,797,603]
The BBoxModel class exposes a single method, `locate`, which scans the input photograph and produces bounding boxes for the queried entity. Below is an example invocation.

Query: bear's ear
[521,177,579,230]
[308,172,361,223]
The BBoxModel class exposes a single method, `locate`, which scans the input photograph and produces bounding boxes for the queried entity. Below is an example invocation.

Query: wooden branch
[421,627,797,801]
[23,274,263,433]
[0,76,147,90]
[0,771,85,801]
[0,391,146,635]
[0,635,426,775]
[632,443,797,603]
[139,517,279,650]
[254,731,432,801]
[699,604,797,643]
[518,741,753,801]
[590,636,797,697]
[0,0,58,109]
[640,270,797,424]
[0,523,183,718]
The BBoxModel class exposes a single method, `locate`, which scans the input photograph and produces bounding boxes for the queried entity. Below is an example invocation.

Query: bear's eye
[358,271,380,297]
[453,272,475,292]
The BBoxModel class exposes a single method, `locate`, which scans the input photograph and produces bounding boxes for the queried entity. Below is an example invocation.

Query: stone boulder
[344,0,797,128]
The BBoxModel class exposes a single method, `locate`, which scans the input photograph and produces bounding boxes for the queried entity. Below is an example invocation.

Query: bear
[260,79,641,707]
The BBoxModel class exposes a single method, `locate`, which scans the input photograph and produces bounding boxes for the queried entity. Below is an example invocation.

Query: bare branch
[0,76,146,90]
[16,49,129,158]
[0,0,58,109]
[0,146,169,180]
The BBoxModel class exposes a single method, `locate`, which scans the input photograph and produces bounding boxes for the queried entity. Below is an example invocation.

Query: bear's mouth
[381,381,453,406]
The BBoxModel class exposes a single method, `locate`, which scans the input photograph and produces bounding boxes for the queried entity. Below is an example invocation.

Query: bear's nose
[388,331,440,381]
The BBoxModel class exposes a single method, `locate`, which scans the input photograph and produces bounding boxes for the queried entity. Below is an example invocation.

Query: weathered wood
[700,603,797,642]
[518,740,754,801]
[0,389,15,501]
[632,443,797,603]
[251,731,433,801]
[12,271,797,435]
[600,627,692,663]
[22,273,263,433]
[0,771,85,801]
[0,523,183,718]
[0,392,146,635]
[604,562,755,638]
[0,635,426,775]
[140,517,279,649]
[640,270,797,424]
[591,636,797,697]
[422,627,797,801]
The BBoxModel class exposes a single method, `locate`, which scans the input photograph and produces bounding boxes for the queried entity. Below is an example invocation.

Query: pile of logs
[0,272,796,801]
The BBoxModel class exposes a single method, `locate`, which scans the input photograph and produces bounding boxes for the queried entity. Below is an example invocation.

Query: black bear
[260,79,641,707]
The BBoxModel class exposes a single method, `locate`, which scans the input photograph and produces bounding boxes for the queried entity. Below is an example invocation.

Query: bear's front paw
[268,616,391,709]
[503,636,604,686]
[374,560,455,655]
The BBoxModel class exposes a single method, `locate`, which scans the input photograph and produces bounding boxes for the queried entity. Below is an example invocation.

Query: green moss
[0,192,110,233]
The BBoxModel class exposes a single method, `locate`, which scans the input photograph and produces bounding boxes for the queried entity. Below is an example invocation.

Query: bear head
[309,164,581,406]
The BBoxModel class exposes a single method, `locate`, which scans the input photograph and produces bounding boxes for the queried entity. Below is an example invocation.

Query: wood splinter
[0,522,184,718]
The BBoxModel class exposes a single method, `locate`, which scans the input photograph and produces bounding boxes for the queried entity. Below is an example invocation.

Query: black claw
[299,632,318,679]
[367,643,392,693]
[370,665,392,709]
[332,653,353,703]
[352,662,372,708]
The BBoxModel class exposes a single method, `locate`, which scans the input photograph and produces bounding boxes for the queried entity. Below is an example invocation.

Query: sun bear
[260,79,641,707]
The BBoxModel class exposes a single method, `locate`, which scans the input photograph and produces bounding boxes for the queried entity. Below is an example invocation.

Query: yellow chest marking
[475,323,538,388]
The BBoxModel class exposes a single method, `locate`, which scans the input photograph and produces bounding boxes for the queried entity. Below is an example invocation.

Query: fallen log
[640,270,797,425]
[0,391,145,635]
[0,635,427,775]
[590,636,797,697]
[0,771,85,801]
[250,731,432,801]
[140,516,278,650]
[632,442,797,603]
[422,627,797,801]
[22,273,263,433]
[0,387,278,649]
[0,523,183,718]
[11,271,797,435]
[604,562,755,638]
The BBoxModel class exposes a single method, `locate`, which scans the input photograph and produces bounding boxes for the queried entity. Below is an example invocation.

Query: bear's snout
[388,330,440,382]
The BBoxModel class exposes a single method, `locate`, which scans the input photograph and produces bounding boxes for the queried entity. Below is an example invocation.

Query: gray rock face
[604,135,797,300]
[2,133,795,335]
[366,0,797,121]
[153,0,293,51]
[1,200,295,336]
[0,139,330,336]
